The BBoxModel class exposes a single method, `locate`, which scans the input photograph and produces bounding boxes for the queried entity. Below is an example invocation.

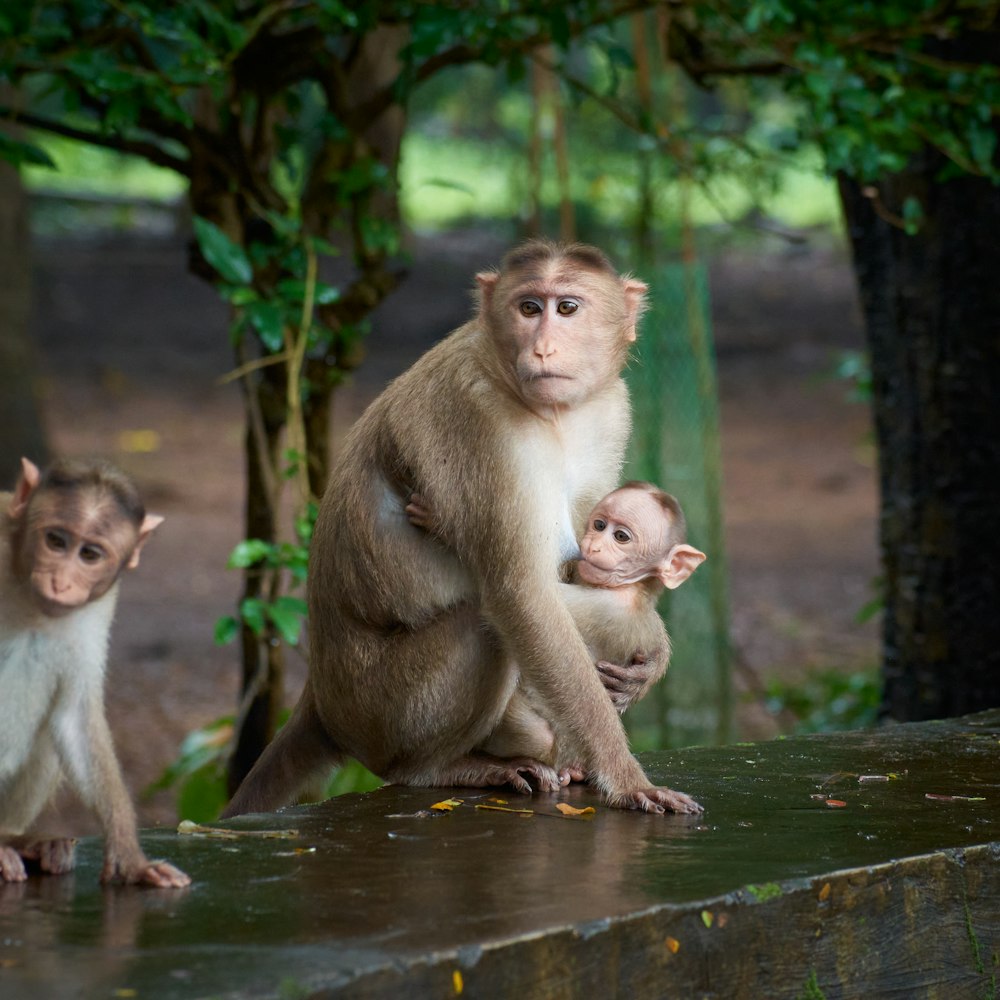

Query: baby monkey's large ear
[8,457,42,519]
[126,514,165,570]
[658,543,706,590]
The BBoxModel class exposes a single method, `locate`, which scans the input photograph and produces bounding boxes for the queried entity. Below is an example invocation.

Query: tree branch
[346,0,658,129]
[0,106,190,176]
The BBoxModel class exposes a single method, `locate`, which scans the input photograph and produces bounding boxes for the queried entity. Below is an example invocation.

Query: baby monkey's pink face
[577,487,674,588]
[26,497,140,616]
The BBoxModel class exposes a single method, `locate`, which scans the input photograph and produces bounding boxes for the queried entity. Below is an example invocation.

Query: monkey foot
[417,754,563,794]
[0,838,76,880]
[612,786,703,815]
[557,764,587,785]
[0,845,27,882]
[501,758,563,794]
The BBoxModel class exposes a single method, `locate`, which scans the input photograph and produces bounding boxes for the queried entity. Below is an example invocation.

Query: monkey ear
[657,543,706,590]
[8,457,42,518]
[126,514,165,570]
[622,278,649,343]
[475,270,499,311]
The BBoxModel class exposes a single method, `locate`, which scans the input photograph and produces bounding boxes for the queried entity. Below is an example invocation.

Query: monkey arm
[51,686,190,887]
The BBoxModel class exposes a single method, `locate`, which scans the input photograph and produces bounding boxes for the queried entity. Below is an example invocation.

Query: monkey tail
[221,686,343,818]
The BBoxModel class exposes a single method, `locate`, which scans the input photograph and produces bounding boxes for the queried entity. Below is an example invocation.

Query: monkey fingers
[426,754,563,794]
[22,837,76,875]
[404,493,435,532]
[100,855,191,888]
[596,658,656,712]
[501,759,564,794]
[557,764,587,785]
[0,845,28,882]
[134,860,192,889]
[615,786,703,816]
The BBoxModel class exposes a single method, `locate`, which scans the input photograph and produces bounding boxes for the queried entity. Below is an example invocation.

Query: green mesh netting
[625,260,731,750]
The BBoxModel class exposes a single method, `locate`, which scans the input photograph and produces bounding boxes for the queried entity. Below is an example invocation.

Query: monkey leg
[311,605,565,794]
[478,688,557,763]
[222,686,343,818]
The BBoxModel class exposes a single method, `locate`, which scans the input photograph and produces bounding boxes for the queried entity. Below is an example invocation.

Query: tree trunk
[838,118,1000,719]
[226,360,288,795]
[0,144,48,479]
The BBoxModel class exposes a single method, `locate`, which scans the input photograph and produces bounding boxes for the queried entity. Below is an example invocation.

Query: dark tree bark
[838,107,1000,719]
[0,145,48,479]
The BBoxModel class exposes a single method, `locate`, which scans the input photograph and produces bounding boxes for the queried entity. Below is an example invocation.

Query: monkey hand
[597,654,658,713]
[102,853,192,888]
[404,492,436,533]
[611,786,703,815]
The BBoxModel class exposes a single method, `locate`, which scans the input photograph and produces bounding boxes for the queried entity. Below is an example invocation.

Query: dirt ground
[26,225,878,830]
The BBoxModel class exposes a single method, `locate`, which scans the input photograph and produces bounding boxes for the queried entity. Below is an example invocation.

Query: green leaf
[267,595,308,645]
[177,764,229,823]
[245,300,286,352]
[0,133,56,169]
[193,216,253,285]
[214,615,240,646]
[239,597,268,636]
[227,539,273,568]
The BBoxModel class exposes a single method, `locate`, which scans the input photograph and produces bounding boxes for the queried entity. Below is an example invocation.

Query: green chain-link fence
[625,260,731,750]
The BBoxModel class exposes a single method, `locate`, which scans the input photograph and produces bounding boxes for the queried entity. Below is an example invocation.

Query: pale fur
[224,242,701,816]
[0,482,190,886]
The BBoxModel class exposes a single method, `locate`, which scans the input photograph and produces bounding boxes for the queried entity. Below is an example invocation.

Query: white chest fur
[0,587,117,778]
[510,389,629,565]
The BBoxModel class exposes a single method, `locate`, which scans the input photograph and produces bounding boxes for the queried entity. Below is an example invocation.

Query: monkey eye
[592,518,607,532]
[556,299,579,316]
[45,530,69,552]
[519,299,543,317]
[613,529,632,544]
[79,544,106,564]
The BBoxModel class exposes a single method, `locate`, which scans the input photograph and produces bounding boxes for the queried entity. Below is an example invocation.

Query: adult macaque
[0,458,190,887]
[225,240,702,816]
[409,481,706,767]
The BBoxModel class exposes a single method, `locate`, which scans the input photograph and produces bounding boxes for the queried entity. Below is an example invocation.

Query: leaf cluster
[671,0,1000,183]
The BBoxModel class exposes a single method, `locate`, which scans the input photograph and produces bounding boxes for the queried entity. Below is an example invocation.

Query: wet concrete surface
[2,712,998,998]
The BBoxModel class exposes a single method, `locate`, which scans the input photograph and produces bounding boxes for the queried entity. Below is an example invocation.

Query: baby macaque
[0,458,190,887]
[407,480,706,771]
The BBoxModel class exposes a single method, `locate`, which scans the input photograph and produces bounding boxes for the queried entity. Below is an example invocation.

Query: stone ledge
[2,711,998,998]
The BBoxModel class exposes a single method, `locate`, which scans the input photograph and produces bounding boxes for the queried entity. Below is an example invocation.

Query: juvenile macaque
[225,240,703,817]
[408,481,706,766]
[0,458,190,887]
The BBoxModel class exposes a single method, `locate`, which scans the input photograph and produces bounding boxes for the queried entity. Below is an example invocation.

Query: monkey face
[24,503,139,616]
[577,489,674,589]
[487,266,641,410]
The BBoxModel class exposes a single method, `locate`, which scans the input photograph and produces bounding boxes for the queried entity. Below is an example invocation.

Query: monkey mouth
[33,595,80,617]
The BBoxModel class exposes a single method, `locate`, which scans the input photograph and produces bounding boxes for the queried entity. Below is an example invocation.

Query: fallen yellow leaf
[452,970,464,995]
[431,798,464,812]
[819,882,832,901]
[555,803,596,817]
[701,910,714,928]
[665,937,681,954]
